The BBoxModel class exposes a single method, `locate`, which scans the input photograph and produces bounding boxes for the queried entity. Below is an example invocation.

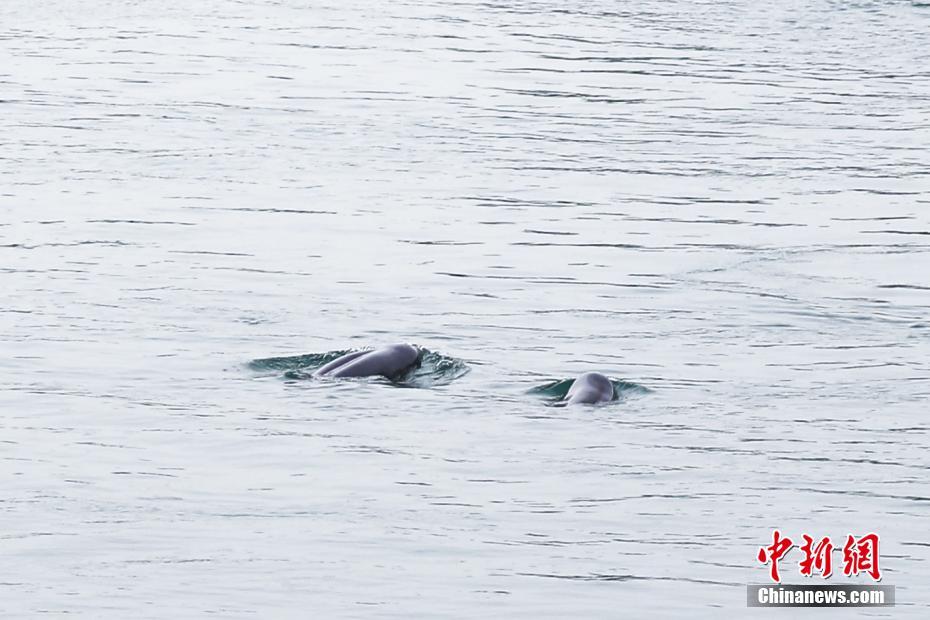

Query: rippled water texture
[2,0,929,617]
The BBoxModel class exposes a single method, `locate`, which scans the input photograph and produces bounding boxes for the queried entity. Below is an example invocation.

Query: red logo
[757,530,794,583]
[799,535,834,578]
[757,532,881,582]
[843,533,881,581]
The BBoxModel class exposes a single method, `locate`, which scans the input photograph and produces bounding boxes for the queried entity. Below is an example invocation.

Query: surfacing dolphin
[564,372,616,405]
[313,344,421,381]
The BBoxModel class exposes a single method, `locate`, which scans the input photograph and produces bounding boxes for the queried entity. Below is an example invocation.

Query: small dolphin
[564,372,616,405]
[313,344,421,381]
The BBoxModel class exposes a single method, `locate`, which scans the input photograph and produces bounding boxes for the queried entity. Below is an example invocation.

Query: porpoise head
[565,372,615,405]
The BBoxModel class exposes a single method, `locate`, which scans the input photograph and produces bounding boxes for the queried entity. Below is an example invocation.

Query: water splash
[529,377,650,405]
[249,350,352,374]
[248,346,470,387]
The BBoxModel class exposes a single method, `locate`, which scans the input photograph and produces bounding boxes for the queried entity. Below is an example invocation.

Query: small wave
[248,346,470,387]
[529,377,650,405]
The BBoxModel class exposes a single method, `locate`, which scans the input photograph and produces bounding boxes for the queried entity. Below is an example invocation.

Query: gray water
[2,0,929,617]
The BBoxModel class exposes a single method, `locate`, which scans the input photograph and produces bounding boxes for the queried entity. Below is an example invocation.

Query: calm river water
[2,0,929,617]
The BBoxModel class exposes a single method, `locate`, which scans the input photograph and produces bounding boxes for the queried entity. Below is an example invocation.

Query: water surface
[2,0,929,617]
